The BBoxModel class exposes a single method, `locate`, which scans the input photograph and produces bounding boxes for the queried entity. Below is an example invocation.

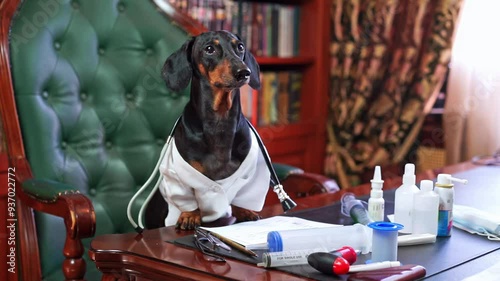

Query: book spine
[278,6,287,57]
[266,4,273,57]
[271,4,279,57]
[269,72,278,125]
[277,72,290,125]
[288,71,302,123]
[293,6,301,56]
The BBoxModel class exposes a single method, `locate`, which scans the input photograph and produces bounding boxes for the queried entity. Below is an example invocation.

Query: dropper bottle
[394,163,420,233]
[368,166,385,222]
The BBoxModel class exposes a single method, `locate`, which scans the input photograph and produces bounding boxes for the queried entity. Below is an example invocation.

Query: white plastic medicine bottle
[394,163,419,233]
[412,180,439,235]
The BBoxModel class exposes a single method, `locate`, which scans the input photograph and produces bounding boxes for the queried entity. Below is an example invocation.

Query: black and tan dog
[157,31,269,230]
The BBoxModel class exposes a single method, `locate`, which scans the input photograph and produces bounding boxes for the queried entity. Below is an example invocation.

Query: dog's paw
[231,205,261,222]
[176,209,201,230]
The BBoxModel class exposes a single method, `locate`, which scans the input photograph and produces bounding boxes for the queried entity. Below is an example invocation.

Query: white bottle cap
[370,166,384,188]
[420,180,434,192]
[436,174,468,186]
[402,163,416,185]
[370,166,384,198]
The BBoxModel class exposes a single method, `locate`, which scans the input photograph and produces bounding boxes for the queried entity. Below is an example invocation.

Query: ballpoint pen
[209,231,258,257]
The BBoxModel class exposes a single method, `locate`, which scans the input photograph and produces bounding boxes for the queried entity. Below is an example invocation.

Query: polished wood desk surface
[89,162,498,280]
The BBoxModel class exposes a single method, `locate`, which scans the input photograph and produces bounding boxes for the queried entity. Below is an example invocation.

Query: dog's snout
[235,68,251,82]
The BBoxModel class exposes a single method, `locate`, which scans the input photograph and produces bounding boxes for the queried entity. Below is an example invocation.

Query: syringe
[257,246,357,268]
[257,249,320,268]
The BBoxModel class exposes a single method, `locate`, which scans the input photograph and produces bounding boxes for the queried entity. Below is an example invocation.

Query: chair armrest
[19,178,96,239]
[281,172,340,198]
[12,158,95,280]
[23,178,81,201]
[265,163,340,206]
[273,163,304,180]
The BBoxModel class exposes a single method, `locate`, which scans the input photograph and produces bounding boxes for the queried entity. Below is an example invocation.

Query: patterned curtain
[325,0,463,188]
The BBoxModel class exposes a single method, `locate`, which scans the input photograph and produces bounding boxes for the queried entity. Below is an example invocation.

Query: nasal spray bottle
[394,163,419,233]
[435,174,468,237]
[368,166,385,222]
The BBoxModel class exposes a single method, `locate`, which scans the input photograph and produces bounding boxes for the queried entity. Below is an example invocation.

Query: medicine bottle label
[369,204,384,222]
[437,210,452,236]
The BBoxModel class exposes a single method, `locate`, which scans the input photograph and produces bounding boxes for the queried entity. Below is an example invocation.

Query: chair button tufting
[89,188,96,196]
[61,142,67,149]
[80,92,87,101]
[42,91,49,99]
[117,2,126,12]
[146,48,153,56]
[71,1,80,9]
[54,41,61,50]
[125,93,134,101]
[157,139,164,146]
[98,48,105,55]
[105,141,112,149]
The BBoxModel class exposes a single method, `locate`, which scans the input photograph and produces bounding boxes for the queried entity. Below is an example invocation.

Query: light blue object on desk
[368,222,404,262]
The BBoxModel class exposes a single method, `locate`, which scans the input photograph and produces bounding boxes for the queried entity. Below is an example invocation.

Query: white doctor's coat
[159,132,271,226]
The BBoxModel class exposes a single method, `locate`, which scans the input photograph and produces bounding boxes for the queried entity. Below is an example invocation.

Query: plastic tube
[258,246,357,268]
[368,222,403,262]
[341,193,373,225]
[348,261,401,272]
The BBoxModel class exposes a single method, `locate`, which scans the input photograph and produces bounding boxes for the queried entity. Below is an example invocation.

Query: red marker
[307,246,357,275]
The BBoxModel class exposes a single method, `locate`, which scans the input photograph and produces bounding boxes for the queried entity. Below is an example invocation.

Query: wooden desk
[89,162,499,280]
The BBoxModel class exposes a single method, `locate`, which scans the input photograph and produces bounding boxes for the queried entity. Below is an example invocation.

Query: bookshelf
[166,0,330,174]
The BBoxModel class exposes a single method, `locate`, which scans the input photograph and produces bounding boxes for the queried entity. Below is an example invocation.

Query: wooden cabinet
[168,0,330,174]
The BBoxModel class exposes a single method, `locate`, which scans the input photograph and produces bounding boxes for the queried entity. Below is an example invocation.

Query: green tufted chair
[0,0,338,280]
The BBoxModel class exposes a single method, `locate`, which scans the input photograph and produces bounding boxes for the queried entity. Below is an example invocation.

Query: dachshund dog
[158,31,270,230]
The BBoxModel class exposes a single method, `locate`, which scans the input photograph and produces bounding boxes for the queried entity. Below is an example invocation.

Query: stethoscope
[127,116,297,233]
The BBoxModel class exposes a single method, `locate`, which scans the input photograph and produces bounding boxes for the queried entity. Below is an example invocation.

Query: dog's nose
[235,68,251,82]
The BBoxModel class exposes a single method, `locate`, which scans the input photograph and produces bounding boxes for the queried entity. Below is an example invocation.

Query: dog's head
[161,31,260,93]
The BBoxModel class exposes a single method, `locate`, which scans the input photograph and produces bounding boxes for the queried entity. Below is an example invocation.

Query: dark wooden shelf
[257,122,316,139]
[256,56,314,67]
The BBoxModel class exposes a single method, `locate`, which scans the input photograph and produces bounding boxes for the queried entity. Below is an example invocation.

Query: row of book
[240,71,302,127]
[169,0,300,57]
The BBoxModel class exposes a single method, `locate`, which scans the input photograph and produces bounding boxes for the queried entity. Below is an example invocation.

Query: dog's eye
[205,45,215,55]
[237,43,245,53]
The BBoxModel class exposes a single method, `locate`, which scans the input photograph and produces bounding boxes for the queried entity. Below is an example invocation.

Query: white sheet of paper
[201,216,341,249]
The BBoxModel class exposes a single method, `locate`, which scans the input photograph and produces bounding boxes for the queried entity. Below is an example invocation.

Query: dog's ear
[162,38,194,92]
[244,50,261,90]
